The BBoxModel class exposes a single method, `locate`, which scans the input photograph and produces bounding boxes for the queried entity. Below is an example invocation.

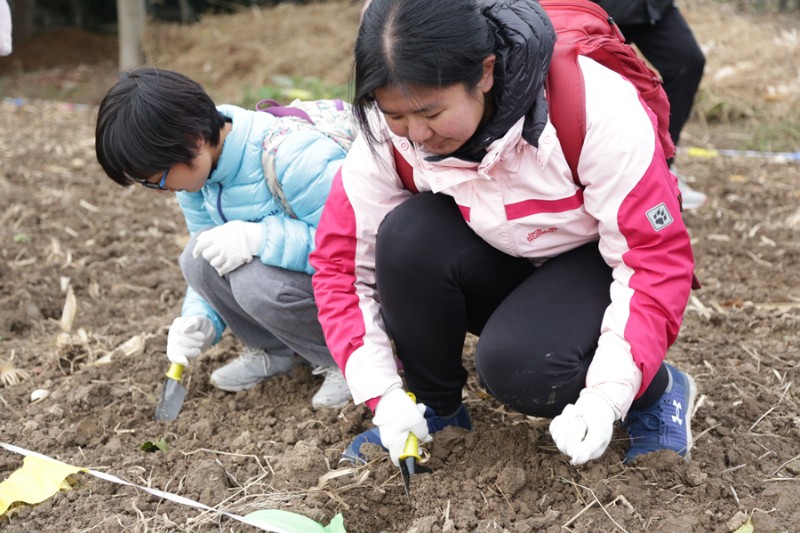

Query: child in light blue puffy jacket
[95,67,352,409]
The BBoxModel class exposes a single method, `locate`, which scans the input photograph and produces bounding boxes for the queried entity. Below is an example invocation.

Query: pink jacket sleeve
[577,57,695,417]
[310,134,412,407]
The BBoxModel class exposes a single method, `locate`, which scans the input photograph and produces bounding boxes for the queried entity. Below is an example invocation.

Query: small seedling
[140,438,169,453]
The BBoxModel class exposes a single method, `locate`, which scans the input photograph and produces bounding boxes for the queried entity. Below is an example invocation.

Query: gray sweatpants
[179,233,335,368]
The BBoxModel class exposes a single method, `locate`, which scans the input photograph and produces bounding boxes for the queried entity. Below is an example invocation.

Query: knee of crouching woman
[475,340,588,419]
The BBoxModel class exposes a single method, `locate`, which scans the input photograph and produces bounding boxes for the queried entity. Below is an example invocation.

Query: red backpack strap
[392,144,418,193]
[545,43,586,187]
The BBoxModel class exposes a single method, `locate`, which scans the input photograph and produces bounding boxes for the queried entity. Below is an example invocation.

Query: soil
[1,1,799,532]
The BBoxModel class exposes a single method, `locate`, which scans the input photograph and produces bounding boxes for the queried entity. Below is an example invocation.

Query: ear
[479,55,496,94]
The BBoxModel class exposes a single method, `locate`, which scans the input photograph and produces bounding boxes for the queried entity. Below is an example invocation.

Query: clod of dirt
[184,459,231,505]
[271,439,329,489]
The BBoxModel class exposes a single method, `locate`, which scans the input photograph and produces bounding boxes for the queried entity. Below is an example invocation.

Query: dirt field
[1,1,799,532]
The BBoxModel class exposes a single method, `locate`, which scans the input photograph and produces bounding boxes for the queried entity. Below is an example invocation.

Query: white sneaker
[210,350,303,392]
[672,168,707,210]
[311,366,352,409]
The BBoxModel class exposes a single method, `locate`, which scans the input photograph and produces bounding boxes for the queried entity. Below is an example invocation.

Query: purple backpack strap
[255,98,347,124]
[256,98,313,123]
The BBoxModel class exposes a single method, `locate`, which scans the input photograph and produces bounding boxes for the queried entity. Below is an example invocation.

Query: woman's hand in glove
[372,387,431,466]
[549,388,619,465]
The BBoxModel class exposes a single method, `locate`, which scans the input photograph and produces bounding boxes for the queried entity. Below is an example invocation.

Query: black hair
[353,0,494,146]
[95,67,226,186]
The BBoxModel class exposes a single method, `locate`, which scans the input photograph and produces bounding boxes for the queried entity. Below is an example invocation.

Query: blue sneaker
[340,404,473,465]
[624,363,697,463]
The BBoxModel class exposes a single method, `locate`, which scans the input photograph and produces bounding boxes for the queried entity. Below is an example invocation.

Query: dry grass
[141,1,361,105]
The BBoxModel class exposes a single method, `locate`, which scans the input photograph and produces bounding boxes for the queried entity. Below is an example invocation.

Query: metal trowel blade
[154,363,187,421]
[154,378,186,421]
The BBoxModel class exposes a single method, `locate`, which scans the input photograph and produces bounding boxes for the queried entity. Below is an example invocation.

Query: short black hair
[95,67,226,186]
[354,0,494,146]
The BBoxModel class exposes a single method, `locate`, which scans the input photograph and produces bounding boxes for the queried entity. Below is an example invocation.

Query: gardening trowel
[154,362,187,421]
[398,393,433,498]
[398,431,433,498]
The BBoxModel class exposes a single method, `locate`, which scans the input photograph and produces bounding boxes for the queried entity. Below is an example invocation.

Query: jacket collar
[449,0,555,162]
[207,105,253,186]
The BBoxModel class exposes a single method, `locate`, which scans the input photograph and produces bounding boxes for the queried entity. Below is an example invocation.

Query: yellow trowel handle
[166,362,185,381]
[400,432,422,461]
[399,392,422,461]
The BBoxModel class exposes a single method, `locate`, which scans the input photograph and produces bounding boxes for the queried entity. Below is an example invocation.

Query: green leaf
[243,510,347,533]
[13,233,32,243]
[140,438,169,453]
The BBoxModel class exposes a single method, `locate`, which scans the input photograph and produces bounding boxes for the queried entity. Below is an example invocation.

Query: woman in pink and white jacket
[311,0,698,467]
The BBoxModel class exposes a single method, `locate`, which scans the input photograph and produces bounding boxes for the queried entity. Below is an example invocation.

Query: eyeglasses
[135,169,169,190]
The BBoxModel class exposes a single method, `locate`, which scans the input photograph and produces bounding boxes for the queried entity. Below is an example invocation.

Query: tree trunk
[117,0,146,70]
[10,0,35,44]
[177,0,194,23]
[70,0,84,28]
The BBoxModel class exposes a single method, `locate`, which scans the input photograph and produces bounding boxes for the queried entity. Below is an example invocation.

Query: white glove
[166,316,216,366]
[372,387,432,466]
[192,221,266,276]
[549,388,619,465]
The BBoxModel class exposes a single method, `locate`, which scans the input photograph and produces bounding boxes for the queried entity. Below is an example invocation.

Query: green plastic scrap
[243,509,346,533]
[732,518,753,533]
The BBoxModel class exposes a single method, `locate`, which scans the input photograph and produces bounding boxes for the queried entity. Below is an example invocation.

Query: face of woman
[374,56,495,155]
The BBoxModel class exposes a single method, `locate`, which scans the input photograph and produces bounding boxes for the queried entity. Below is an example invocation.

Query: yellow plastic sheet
[0,443,348,531]
[0,455,82,515]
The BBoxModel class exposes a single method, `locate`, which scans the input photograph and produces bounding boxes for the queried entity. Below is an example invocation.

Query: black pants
[375,193,667,417]
[618,5,706,148]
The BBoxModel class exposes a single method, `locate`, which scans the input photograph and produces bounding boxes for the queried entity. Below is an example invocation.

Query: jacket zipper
[216,183,228,223]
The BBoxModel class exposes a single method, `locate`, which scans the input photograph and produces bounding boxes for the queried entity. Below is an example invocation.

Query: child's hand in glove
[372,387,432,465]
[549,388,619,465]
[192,221,265,276]
[166,316,216,366]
